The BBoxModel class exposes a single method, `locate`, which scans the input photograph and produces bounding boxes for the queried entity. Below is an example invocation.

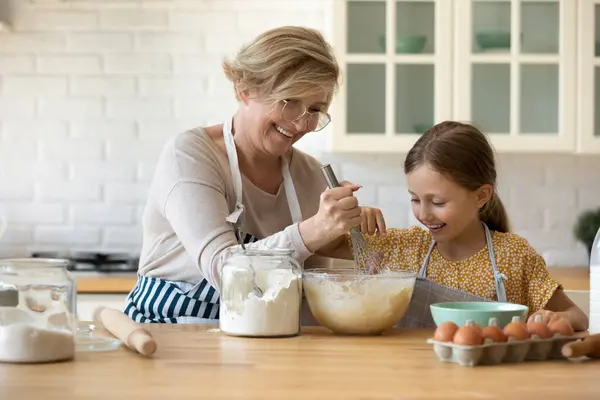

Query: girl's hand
[527,310,562,325]
[360,206,387,236]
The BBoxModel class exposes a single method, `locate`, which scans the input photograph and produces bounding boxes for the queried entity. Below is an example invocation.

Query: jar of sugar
[0,258,77,363]
[219,248,303,338]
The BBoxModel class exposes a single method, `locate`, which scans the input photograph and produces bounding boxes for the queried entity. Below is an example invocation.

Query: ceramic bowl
[379,35,427,54]
[430,301,529,328]
[475,32,511,51]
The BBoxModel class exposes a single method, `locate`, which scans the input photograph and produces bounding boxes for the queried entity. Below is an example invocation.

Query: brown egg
[471,322,483,336]
[482,317,507,343]
[526,314,553,339]
[434,321,459,342]
[503,316,529,341]
[548,319,574,337]
[453,320,484,346]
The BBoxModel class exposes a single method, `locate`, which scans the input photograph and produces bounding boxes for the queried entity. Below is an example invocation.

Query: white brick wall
[0,0,598,270]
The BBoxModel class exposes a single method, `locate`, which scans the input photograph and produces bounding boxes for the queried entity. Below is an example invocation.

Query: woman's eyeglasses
[280,99,331,132]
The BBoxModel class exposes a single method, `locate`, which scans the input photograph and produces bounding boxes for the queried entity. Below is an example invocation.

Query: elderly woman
[124,26,382,323]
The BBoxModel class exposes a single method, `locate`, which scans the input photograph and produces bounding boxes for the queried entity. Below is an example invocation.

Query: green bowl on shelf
[475,32,511,51]
[430,301,529,328]
[379,35,427,54]
[413,123,432,134]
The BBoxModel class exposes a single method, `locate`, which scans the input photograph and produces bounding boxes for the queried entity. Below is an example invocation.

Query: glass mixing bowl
[303,268,417,335]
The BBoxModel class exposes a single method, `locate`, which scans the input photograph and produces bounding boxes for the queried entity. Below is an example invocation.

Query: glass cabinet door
[577,0,600,153]
[333,0,452,152]
[454,0,576,152]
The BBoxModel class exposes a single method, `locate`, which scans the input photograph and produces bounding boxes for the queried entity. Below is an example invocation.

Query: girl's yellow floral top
[353,226,561,314]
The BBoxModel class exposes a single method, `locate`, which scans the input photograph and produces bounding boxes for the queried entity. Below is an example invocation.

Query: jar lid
[0,258,71,268]
[231,248,294,257]
[76,321,122,352]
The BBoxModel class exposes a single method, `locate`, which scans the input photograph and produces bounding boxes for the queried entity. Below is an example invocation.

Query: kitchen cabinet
[331,0,593,153]
[331,0,452,152]
[0,0,9,33]
[578,0,600,153]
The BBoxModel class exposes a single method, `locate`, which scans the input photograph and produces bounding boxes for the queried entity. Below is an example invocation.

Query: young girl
[320,121,588,331]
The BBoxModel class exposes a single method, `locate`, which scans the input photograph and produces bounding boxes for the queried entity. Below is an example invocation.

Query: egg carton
[427,334,581,367]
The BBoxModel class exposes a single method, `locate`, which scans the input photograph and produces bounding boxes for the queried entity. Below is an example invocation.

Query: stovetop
[31,251,139,273]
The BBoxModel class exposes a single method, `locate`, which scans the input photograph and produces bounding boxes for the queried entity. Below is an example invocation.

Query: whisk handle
[321,164,361,235]
[321,164,341,189]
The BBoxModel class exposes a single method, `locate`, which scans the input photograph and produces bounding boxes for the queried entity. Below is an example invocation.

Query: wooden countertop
[75,266,590,294]
[549,267,590,291]
[76,274,137,294]
[0,325,597,399]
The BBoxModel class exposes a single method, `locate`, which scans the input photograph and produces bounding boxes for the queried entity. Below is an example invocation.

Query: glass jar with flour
[219,248,303,337]
[0,258,77,363]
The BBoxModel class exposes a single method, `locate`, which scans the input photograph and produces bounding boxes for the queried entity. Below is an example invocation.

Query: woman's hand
[360,206,386,236]
[299,182,362,252]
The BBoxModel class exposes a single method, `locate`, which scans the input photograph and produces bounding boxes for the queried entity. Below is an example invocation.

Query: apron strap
[418,240,436,278]
[483,222,508,303]
[281,152,303,224]
[223,117,245,231]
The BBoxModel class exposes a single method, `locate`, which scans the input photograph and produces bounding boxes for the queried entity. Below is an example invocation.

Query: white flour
[0,308,75,363]
[220,267,302,337]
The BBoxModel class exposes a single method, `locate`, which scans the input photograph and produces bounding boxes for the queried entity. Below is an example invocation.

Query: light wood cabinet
[578,0,600,153]
[331,0,594,153]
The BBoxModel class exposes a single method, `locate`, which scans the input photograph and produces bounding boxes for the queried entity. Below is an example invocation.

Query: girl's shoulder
[490,230,544,264]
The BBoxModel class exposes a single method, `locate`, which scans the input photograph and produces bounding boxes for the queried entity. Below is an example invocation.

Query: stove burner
[31,251,139,273]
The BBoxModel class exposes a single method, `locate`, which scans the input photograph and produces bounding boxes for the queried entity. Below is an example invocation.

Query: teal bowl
[397,35,427,53]
[475,32,511,51]
[430,302,528,328]
[379,35,427,54]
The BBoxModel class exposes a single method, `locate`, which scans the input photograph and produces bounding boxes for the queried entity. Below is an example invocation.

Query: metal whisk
[320,164,384,274]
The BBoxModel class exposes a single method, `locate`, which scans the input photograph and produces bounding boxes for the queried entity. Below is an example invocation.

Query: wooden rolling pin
[562,334,600,359]
[96,307,157,357]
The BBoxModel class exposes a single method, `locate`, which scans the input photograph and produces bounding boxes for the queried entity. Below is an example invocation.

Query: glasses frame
[280,99,332,132]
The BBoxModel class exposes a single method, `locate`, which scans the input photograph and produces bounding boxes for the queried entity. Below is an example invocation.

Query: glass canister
[219,248,303,337]
[0,258,77,363]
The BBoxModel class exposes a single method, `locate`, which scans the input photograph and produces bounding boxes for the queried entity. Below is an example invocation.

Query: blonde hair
[222,26,340,104]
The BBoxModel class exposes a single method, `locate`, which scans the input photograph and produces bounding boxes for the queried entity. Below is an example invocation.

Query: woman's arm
[163,181,361,291]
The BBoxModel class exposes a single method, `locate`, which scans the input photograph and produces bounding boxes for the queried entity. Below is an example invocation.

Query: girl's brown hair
[404,121,510,233]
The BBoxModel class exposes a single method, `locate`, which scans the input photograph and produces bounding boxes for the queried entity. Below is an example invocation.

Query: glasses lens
[281,100,331,132]
[313,112,331,132]
[281,100,305,122]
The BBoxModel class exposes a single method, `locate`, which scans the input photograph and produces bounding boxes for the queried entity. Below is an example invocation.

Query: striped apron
[124,116,304,324]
